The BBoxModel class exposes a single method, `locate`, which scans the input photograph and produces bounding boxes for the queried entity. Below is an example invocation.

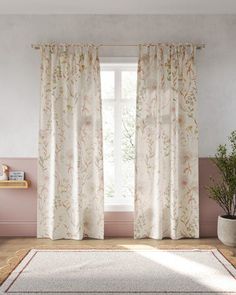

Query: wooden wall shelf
[0,180,31,189]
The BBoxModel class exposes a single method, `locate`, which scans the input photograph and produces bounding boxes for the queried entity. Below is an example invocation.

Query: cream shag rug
[1,249,236,294]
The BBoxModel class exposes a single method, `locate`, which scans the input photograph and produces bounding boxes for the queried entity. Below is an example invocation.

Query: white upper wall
[0,0,236,14]
[0,15,236,157]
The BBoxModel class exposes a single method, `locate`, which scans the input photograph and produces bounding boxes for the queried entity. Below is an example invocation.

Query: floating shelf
[0,180,31,189]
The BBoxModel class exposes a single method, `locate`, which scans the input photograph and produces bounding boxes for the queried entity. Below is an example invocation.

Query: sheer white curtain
[135,44,199,239]
[37,45,104,240]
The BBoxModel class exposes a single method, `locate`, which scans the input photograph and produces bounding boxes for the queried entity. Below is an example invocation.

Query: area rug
[0,249,236,294]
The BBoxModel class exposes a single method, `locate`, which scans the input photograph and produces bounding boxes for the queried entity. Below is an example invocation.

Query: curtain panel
[135,44,199,239]
[38,45,104,240]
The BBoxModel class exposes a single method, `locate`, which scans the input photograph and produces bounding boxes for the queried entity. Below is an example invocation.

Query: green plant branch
[207,131,236,217]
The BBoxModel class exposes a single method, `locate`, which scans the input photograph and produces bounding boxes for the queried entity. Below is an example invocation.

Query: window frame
[100,58,138,212]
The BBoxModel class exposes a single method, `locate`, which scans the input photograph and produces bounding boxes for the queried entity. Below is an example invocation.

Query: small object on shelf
[0,180,31,189]
[9,171,25,181]
[0,164,9,180]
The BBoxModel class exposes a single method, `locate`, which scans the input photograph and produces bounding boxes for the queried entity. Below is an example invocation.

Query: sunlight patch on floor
[137,250,236,292]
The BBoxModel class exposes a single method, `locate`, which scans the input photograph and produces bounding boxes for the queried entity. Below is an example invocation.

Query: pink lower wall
[0,158,223,238]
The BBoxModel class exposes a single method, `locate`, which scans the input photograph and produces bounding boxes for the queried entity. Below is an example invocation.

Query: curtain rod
[31,43,205,50]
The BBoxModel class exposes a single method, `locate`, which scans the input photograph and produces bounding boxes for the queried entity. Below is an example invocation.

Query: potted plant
[207,131,236,247]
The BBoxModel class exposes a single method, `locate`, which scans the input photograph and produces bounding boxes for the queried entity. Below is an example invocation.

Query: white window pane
[101,71,115,100]
[121,103,136,201]
[103,103,115,199]
[101,65,137,209]
[121,71,137,99]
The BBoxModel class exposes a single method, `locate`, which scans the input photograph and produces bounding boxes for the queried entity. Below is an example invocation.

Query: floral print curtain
[38,45,104,240]
[135,44,199,239]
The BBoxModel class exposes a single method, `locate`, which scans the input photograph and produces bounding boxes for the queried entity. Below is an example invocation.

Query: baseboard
[200,220,218,237]
[0,221,37,236]
[105,220,133,237]
[0,220,217,238]
[0,220,133,237]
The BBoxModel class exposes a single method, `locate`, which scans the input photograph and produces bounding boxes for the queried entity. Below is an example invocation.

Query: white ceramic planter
[217,215,236,247]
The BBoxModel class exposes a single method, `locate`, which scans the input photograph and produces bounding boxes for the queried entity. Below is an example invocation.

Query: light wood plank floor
[0,237,235,268]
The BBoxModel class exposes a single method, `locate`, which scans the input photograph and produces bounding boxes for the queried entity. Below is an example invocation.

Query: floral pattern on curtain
[38,45,104,240]
[135,44,199,239]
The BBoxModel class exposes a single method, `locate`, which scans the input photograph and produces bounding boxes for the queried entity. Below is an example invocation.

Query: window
[101,59,137,211]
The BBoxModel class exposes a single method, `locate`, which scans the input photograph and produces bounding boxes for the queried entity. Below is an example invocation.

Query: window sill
[104,204,134,212]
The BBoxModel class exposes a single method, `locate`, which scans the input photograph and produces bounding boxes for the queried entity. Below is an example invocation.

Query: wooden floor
[0,237,235,268]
